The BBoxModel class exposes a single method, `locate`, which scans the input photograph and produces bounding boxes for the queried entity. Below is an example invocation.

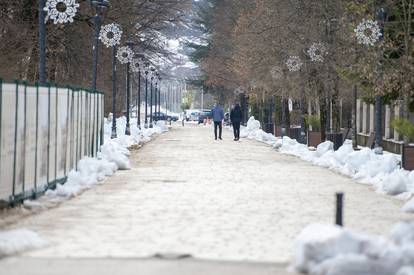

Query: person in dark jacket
[211,103,224,140]
[230,103,243,141]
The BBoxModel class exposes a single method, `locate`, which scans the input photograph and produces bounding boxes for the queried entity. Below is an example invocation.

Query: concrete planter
[307,131,322,148]
[402,144,414,171]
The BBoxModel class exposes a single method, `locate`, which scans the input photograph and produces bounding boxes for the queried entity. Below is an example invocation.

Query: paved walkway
[0,124,412,274]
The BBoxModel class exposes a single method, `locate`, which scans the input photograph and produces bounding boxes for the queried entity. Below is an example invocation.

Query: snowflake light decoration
[307,42,327,62]
[286,56,303,72]
[354,19,382,46]
[131,59,141,73]
[116,46,134,64]
[99,23,123,48]
[44,0,79,24]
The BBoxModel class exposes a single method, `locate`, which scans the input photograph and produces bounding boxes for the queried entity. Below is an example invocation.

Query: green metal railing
[0,79,104,206]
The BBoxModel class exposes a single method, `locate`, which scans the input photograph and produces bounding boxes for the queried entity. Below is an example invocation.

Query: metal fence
[0,79,104,206]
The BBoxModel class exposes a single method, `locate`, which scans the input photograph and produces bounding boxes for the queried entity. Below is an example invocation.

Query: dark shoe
[219,137,222,140]
[234,138,237,141]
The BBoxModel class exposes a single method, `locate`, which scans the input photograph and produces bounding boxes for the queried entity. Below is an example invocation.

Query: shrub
[305,115,321,131]
[391,118,414,143]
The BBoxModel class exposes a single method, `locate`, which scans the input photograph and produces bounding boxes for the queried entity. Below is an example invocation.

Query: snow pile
[0,229,48,257]
[240,117,414,212]
[44,116,168,199]
[292,223,414,275]
[240,117,277,145]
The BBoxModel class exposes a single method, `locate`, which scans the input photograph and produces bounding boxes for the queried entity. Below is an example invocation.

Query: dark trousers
[233,122,241,139]
[214,121,222,139]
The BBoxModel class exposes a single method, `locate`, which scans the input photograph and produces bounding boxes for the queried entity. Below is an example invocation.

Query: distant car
[148,112,178,121]
[169,115,179,122]
[189,111,201,121]
[198,110,212,124]
[185,109,200,121]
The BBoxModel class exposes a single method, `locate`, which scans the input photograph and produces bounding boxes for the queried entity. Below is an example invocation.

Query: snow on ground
[0,116,168,257]
[292,222,414,275]
[2,122,411,263]
[0,229,48,258]
[240,117,414,213]
[43,116,168,199]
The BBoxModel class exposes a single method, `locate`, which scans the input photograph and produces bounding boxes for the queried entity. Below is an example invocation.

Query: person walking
[230,103,243,141]
[211,103,224,140]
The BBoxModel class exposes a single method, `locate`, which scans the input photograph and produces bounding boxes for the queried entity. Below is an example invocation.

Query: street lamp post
[165,84,169,116]
[130,56,142,130]
[125,40,135,135]
[144,62,150,128]
[91,0,109,91]
[137,63,142,130]
[99,23,123,139]
[154,72,159,122]
[158,76,162,117]
[111,45,117,138]
[150,67,155,128]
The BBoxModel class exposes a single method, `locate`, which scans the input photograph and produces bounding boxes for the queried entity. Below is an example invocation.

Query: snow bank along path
[240,117,414,213]
[292,222,414,275]
[239,117,414,274]
[0,116,168,258]
[0,124,411,263]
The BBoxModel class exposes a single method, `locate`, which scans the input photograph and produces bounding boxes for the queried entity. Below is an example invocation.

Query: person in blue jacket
[211,103,224,140]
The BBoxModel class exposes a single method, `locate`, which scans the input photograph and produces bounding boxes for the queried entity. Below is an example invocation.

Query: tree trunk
[352,84,358,149]
[318,79,327,141]
[331,75,341,133]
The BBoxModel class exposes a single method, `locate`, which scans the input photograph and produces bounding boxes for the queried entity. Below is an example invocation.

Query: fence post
[70,88,75,171]
[91,91,96,157]
[54,86,58,185]
[12,80,19,205]
[79,89,83,167]
[394,102,401,141]
[101,93,104,146]
[47,83,51,189]
[362,102,367,134]
[76,89,80,170]
[369,104,375,134]
[34,83,39,198]
[384,105,391,139]
[22,82,27,199]
[96,91,100,153]
[64,86,70,177]
[0,79,3,195]
[335,192,344,226]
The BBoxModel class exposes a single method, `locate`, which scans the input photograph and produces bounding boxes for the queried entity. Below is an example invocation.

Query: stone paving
[0,123,412,274]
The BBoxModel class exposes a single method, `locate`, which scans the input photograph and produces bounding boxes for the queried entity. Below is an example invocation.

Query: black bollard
[335,192,344,226]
